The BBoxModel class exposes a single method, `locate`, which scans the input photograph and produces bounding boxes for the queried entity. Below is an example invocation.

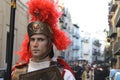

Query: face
[85,65,89,71]
[30,34,48,58]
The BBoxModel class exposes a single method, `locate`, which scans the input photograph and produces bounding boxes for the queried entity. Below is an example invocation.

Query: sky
[21,0,111,32]
[62,0,112,51]
[63,0,111,40]
[21,0,111,41]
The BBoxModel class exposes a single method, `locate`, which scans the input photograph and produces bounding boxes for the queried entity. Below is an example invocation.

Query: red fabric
[57,58,74,75]
[62,70,66,77]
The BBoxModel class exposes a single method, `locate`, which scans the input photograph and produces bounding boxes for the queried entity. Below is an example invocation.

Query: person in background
[11,0,75,80]
[74,61,83,80]
[81,64,94,80]
[109,58,117,80]
[94,64,104,80]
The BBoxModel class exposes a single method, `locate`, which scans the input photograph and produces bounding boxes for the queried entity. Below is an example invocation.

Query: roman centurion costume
[11,0,74,80]
[12,59,66,80]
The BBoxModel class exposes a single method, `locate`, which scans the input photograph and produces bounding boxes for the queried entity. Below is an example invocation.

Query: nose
[33,40,38,47]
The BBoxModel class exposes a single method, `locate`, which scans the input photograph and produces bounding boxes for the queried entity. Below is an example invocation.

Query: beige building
[108,0,120,68]
[0,0,29,68]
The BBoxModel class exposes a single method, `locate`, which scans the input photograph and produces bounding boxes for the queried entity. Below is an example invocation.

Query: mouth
[32,50,40,53]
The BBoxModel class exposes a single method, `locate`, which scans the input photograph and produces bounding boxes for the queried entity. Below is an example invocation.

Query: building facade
[0,0,28,68]
[108,0,120,68]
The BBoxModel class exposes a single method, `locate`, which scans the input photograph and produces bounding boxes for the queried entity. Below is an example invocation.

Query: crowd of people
[70,60,110,80]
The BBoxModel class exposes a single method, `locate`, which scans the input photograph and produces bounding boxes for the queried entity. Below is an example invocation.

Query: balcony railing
[72,45,80,50]
[61,23,67,29]
[114,37,120,54]
[109,26,117,37]
[115,7,120,27]
[115,0,120,1]
[108,19,112,28]
[72,33,79,39]
[109,3,118,12]
[108,12,115,19]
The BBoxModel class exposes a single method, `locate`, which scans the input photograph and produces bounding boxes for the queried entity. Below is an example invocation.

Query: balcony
[109,3,118,12]
[109,26,117,38]
[115,8,120,27]
[73,24,79,28]
[114,37,120,55]
[108,12,115,19]
[93,40,101,47]
[115,0,120,1]
[108,19,112,27]
[116,18,120,27]
[72,33,79,39]
[61,23,67,29]
[59,18,64,23]
[92,51,100,56]
[72,45,80,50]
[106,36,111,42]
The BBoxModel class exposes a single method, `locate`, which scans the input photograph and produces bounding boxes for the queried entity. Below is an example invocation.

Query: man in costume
[11,0,75,80]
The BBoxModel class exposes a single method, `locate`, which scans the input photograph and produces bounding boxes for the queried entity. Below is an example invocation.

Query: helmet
[27,21,52,39]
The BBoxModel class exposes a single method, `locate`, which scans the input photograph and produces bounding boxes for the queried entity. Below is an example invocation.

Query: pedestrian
[11,0,75,80]
[74,61,83,80]
[94,64,104,80]
[109,58,117,80]
[81,64,94,80]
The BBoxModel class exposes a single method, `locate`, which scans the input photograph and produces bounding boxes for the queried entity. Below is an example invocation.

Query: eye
[37,38,45,41]
[30,38,35,42]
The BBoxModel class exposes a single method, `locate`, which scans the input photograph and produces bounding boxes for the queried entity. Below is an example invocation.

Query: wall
[0,0,28,68]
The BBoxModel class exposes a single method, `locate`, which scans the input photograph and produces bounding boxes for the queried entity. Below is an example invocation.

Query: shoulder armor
[12,63,28,80]
[13,62,28,69]
[50,61,57,66]
[50,61,63,67]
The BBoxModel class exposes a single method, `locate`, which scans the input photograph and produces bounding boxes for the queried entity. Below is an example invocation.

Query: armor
[20,66,63,80]
[12,61,64,80]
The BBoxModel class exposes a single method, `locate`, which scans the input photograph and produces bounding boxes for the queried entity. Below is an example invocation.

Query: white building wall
[0,0,5,68]
[0,0,28,68]
[81,32,93,63]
